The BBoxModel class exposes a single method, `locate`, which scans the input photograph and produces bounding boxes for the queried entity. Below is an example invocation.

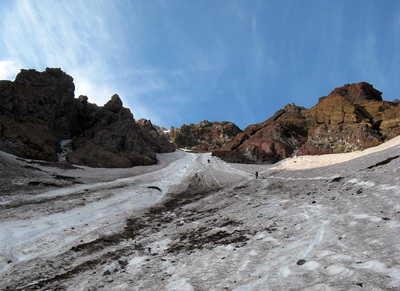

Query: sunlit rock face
[212,103,308,163]
[0,68,175,167]
[168,120,242,152]
[328,81,383,104]
[213,82,400,163]
[298,82,399,155]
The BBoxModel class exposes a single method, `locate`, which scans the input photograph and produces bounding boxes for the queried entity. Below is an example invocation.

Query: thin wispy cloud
[2,1,112,88]
[251,17,267,76]
[0,60,22,80]
[355,34,382,82]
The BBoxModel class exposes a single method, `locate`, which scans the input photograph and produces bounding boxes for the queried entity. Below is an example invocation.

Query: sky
[1,0,399,130]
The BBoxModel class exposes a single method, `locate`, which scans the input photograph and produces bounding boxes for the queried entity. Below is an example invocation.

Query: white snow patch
[254,233,266,240]
[166,277,194,291]
[273,135,400,171]
[352,213,382,223]
[346,178,375,188]
[380,184,397,190]
[147,238,172,253]
[302,261,320,270]
[279,265,291,278]
[354,260,388,272]
[249,250,258,256]
[300,220,329,258]
[325,264,353,276]
[388,267,400,288]
[58,139,73,161]
[128,256,147,266]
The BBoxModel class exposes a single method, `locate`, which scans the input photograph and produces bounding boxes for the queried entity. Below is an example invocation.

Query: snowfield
[0,136,399,290]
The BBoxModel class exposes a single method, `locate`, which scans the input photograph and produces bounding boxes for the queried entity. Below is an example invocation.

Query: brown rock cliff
[0,68,175,167]
[213,82,400,163]
[212,104,308,163]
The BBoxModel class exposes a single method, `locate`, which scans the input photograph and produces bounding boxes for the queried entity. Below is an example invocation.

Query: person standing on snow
[255,171,259,179]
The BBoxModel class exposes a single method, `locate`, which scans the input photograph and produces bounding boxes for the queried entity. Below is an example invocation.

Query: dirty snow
[0,136,399,290]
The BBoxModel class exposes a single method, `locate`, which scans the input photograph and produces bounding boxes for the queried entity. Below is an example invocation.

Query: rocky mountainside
[212,104,309,163]
[0,68,175,168]
[213,82,400,163]
[168,120,242,152]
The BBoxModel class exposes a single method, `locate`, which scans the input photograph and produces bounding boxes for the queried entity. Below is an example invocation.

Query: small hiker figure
[255,171,259,179]
[207,159,210,163]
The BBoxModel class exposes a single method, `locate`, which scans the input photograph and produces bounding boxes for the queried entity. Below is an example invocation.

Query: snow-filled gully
[1,137,400,290]
[0,152,200,264]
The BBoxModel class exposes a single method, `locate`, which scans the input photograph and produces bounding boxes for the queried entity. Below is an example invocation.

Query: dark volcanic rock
[66,94,163,168]
[0,68,175,167]
[168,120,242,152]
[0,68,81,161]
[213,82,400,164]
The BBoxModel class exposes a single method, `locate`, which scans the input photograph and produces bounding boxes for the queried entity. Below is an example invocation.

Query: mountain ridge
[1,68,399,167]
[213,82,400,163]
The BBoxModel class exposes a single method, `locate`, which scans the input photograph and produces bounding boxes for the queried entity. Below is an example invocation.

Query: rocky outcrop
[66,95,167,168]
[328,82,383,104]
[213,83,400,163]
[0,68,175,167]
[298,83,399,155]
[168,120,242,152]
[136,119,176,153]
[0,68,84,161]
[212,104,308,163]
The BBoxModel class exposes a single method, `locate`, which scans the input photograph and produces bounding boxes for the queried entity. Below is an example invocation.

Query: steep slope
[169,120,242,152]
[213,82,400,163]
[1,136,399,290]
[0,68,175,167]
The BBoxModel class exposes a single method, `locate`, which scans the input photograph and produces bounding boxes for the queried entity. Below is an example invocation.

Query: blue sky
[1,0,399,130]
